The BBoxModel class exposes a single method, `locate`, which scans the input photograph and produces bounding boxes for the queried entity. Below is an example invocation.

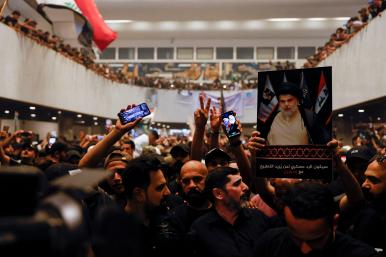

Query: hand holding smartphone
[221,111,241,138]
[118,103,151,125]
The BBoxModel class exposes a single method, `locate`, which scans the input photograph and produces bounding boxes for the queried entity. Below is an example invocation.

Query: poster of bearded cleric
[256,67,333,180]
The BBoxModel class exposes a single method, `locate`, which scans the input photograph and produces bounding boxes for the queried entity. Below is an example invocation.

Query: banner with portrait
[256,67,333,180]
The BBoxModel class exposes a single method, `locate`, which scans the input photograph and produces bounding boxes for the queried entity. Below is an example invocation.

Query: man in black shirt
[255,182,378,257]
[190,166,272,257]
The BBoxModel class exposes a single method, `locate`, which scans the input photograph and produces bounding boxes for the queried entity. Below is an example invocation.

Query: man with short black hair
[190,166,273,257]
[255,182,378,257]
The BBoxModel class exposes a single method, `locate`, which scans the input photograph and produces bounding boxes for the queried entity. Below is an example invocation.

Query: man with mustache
[190,166,273,257]
[267,82,329,145]
[341,153,386,250]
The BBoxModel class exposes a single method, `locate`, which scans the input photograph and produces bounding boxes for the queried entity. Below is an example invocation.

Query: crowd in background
[0,10,298,91]
[304,0,386,68]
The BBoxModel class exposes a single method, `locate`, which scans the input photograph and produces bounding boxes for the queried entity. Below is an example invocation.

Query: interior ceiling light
[31,114,36,117]
[334,17,350,21]
[93,117,98,120]
[77,114,82,118]
[308,18,327,21]
[4,110,10,114]
[358,109,365,113]
[52,117,57,120]
[29,106,36,110]
[338,114,344,117]
[267,18,300,22]
[94,122,98,126]
[105,20,133,24]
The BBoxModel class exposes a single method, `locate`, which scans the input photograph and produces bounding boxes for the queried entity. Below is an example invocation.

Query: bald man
[157,161,212,257]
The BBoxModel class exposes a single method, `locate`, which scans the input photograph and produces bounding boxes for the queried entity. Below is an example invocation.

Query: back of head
[204,166,239,202]
[283,182,336,223]
[121,156,161,199]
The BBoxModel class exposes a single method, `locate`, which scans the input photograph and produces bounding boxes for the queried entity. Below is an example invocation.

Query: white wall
[319,14,386,110]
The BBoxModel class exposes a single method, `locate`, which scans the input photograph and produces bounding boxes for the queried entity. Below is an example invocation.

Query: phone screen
[49,137,56,145]
[221,111,240,138]
[118,103,151,124]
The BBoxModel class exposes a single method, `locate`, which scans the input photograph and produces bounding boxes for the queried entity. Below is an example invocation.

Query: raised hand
[115,104,142,133]
[194,95,211,130]
[209,105,221,133]
[247,131,266,154]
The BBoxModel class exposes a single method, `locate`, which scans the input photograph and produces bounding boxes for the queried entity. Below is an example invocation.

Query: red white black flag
[315,72,329,114]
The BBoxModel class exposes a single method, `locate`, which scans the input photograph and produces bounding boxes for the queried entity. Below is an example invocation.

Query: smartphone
[49,137,56,145]
[221,111,241,138]
[118,103,151,125]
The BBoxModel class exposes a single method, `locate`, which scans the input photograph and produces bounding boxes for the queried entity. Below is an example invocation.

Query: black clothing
[339,202,386,250]
[190,208,273,257]
[255,227,378,257]
[92,204,145,257]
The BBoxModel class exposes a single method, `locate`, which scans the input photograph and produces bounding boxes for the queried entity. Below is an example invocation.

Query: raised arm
[247,131,277,208]
[209,106,221,150]
[79,105,141,168]
[190,96,211,161]
[328,140,365,213]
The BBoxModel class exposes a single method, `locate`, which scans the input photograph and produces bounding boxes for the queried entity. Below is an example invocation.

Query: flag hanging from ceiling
[74,0,117,51]
[257,75,278,123]
[315,72,329,114]
[25,0,116,51]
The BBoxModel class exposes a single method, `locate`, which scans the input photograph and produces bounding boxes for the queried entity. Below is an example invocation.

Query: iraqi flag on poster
[257,75,278,123]
[314,72,329,114]
[26,0,116,51]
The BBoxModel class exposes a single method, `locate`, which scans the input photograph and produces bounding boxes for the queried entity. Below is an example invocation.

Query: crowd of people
[0,90,385,256]
[1,10,298,91]
[303,0,386,68]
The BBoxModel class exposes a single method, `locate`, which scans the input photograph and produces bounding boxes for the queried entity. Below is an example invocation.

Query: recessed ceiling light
[267,18,300,22]
[308,18,327,21]
[157,123,161,126]
[29,106,36,110]
[338,114,344,117]
[58,110,62,114]
[166,125,170,128]
[334,17,350,21]
[377,117,381,121]
[30,114,36,117]
[105,20,133,24]
[52,117,57,120]
[93,117,98,120]
[80,120,85,124]
[77,114,82,118]
[358,109,365,113]
[162,124,166,128]
[94,122,98,126]
[4,110,10,114]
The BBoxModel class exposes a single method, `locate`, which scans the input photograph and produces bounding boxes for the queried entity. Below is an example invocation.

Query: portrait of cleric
[257,67,332,146]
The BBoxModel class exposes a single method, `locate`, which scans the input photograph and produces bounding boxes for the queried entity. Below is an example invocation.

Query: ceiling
[93,0,364,40]
[9,0,365,41]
